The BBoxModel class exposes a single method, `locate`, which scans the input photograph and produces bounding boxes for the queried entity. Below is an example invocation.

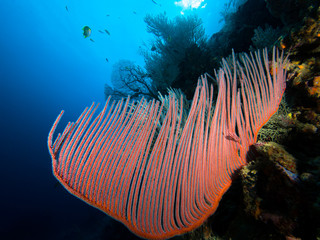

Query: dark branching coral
[104,59,157,100]
[143,13,210,98]
[250,24,282,51]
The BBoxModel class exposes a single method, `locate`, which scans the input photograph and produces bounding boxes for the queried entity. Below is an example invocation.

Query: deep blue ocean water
[0,1,228,239]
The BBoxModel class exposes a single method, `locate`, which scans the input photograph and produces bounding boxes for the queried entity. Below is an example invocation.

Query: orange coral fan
[48,48,286,239]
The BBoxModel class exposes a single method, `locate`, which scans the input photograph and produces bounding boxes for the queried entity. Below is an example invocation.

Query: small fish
[65,5,69,12]
[98,30,104,34]
[133,11,137,14]
[82,26,91,38]
[151,0,161,6]
[275,163,300,183]
[151,45,156,51]
[90,38,95,42]
[224,131,240,143]
[106,58,109,62]
[106,14,110,17]
[104,29,110,35]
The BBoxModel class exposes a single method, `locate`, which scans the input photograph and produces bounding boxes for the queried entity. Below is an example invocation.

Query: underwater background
[0,1,225,239]
[1,0,320,240]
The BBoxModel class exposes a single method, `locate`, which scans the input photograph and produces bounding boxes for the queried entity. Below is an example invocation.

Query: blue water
[0,0,227,239]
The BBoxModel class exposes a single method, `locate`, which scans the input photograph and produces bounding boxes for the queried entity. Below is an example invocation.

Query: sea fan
[48,48,286,239]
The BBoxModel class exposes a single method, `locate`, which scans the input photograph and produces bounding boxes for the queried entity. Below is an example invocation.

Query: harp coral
[48,48,286,239]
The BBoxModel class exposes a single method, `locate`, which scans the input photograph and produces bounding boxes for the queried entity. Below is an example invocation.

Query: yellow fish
[82,26,91,38]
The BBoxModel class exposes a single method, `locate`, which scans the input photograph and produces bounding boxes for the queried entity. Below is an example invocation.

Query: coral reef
[240,142,320,239]
[195,2,320,240]
[283,5,320,112]
[179,3,320,240]
[257,99,294,144]
[176,3,320,240]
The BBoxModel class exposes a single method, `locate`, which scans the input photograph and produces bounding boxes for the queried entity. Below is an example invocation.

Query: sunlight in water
[174,0,206,14]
